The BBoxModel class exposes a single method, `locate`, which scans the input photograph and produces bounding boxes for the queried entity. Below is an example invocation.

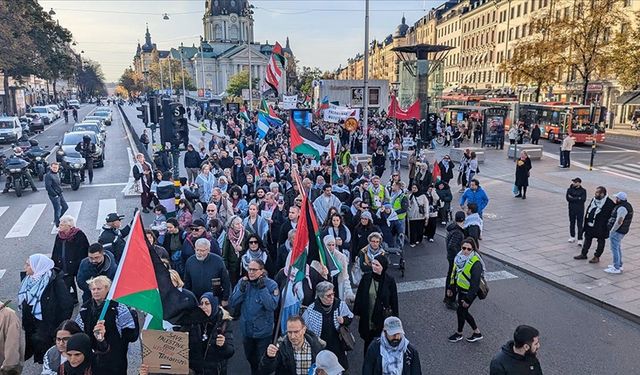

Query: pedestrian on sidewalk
[457,149,470,193]
[605,192,634,274]
[566,177,587,245]
[531,125,541,145]
[560,134,575,168]
[490,325,543,375]
[465,152,479,187]
[447,238,484,343]
[139,129,150,151]
[459,179,490,219]
[573,186,614,264]
[44,162,68,227]
[514,151,532,199]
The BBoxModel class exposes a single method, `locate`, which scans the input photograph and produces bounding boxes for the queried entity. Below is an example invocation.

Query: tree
[610,12,640,89]
[76,59,107,98]
[226,70,259,97]
[296,66,323,95]
[118,68,144,98]
[546,0,626,104]
[500,8,561,102]
[147,59,195,92]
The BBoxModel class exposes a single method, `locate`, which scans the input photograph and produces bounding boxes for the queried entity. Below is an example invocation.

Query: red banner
[388,96,421,120]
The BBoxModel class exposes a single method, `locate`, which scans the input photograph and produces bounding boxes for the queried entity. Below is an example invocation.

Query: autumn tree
[118,68,144,98]
[610,12,640,89]
[548,0,626,104]
[226,70,259,97]
[500,6,561,102]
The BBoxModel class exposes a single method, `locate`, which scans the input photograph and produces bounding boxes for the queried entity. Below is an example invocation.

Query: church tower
[203,0,254,43]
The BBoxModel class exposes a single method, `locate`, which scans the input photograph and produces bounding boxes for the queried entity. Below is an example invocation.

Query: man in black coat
[184,144,202,185]
[490,325,543,375]
[98,213,131,263]
[574,186,615,264]
[363,317,422,375]
[51,217,90,304]
[566,177,587,245]
[76,243,118,304]
[277,206,299,247]
[183,238,231,305]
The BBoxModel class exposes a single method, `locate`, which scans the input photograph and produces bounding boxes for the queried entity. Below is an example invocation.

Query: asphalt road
[2,109,640,374]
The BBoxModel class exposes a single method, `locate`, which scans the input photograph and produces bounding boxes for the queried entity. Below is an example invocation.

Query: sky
[40,0,441,82]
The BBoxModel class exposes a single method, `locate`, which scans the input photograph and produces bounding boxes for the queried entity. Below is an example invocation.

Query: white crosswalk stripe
[600,163,640,180]
[96,199,117,230]
[51,201,83,234]
[0,207,8,220]
[396,270,518,293]
[5,204,47,238]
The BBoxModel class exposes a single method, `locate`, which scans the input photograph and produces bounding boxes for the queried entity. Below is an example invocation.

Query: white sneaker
[577,240,583,246]
[604,266,622,274]
[607,265,624,271]
[568,237,576,243]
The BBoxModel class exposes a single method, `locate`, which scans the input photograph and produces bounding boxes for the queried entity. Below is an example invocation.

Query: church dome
[206,0,250,16]
[393,15,409,39]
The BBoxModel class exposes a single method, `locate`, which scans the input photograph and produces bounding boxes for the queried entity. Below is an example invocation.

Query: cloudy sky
[40,0,439,82]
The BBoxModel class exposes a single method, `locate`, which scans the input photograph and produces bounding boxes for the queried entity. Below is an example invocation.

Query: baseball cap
[383,316,404,336]
[105,213,124,223]
[571,177,582,183]
[315,350,344,375]
[614,192,628,201]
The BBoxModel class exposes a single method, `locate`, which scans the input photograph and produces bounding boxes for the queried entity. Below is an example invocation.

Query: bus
[479,98,518,131]
[440,94,487,107]
[518,102,606,143]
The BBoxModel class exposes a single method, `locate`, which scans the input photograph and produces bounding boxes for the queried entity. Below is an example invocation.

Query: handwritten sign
[142,330,189,374]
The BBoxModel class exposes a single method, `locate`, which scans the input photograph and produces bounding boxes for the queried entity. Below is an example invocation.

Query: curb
[434,229,640,324]
[116,105,141,198]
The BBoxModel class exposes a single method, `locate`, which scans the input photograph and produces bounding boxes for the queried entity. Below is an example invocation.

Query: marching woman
[447,238,485,344]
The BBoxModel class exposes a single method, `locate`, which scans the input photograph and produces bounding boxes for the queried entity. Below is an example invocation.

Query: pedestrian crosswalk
[599,163,640,181]
[0,199,123,239]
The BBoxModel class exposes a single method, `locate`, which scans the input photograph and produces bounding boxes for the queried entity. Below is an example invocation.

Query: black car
[57,131,105,168]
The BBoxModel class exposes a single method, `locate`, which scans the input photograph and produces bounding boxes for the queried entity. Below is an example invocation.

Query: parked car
[57,131,105,168]
[92,110,112,125]
[23,113,44,132]
[0,117,23,143]
[29,106,56,124]
[72,123,106,146]
[46,105,61,119]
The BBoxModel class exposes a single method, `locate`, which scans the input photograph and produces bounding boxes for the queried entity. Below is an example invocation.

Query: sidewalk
[606,126,640,144]
[433,144,640,321]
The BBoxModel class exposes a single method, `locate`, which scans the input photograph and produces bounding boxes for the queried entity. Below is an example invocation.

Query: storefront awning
[626,94,640,106]
[615,91,640,105]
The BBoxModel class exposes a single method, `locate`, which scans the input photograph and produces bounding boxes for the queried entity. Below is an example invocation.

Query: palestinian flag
[432,161,441,182]
[272,41,286,67]
[329,139,340,184]
[290,117,329,159]
[103,212,205,329]
[239,105,251,123]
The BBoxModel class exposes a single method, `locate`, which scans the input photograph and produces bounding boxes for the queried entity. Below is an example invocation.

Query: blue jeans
[609,231,625,269]
[49,194,69,227]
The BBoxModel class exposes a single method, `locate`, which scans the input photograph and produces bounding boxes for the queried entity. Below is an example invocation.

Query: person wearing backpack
[447,238,485,344]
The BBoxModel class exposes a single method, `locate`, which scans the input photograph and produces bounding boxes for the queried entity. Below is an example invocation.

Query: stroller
[383,232,406,278]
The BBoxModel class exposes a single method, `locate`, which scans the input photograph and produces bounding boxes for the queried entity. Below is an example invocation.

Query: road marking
[0,207,8,220]
[598,166,640,182]
[5,204,47,238]
[0,269,5,280]
[50,201,82,234]
[541,151,593,170]
[397,270,518,294]
[609,164,640,174]
[96,199,117,230]
[62,182,127,189]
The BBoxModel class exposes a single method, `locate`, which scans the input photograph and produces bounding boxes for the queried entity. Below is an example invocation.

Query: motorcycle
[26,146,50,181]
[59,150,85,191]
[2,157,31,197]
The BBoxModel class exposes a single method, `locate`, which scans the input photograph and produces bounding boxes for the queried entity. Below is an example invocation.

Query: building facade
[337,0,640,123]
[133,0,293,99]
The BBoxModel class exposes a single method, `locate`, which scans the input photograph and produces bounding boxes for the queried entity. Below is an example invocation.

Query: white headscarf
[18,254,55,320]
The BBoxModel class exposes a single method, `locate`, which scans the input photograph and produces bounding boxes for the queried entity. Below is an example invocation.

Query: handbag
[338,325,356,351]
[477,273,489,300]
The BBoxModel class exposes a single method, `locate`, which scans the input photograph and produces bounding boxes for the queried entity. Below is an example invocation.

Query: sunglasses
[461,246,473,251]
[249,240,259,244]
[207,209,216,212]
[191,227,204,231]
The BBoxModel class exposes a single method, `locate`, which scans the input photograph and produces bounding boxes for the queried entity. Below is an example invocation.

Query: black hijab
[372,254,389,282]
[63,333,93,375]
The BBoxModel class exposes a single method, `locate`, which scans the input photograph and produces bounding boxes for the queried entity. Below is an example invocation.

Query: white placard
[282,95,298,110]
[323,106,361,123]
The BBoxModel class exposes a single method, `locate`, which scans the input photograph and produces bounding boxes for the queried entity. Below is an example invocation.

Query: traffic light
[149,95,161,124]
[160,99,189,146]
[136,104,148,125]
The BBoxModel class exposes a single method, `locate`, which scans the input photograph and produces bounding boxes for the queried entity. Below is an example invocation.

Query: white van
[30,106,56,124]
[0,117,23,143]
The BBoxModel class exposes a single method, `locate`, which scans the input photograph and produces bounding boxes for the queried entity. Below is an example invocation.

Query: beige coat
[0,303,24,375]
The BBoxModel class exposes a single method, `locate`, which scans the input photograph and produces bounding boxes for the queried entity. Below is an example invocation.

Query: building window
[625,0,632,6]
[214,24,223,40]
[515,26,520,39]
[524,2,528,14]
[510,6,514,19]
[517,4,521,17]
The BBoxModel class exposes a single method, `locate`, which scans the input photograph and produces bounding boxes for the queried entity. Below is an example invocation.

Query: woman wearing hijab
[19,254,73,363]
[194,293,234,375]
[350,211,381,264]
[322,235,354,304]
[222,216,247,287]
[51,215,90,304]
[42,320,82,375]
[447,238,485,343]
[353,255,399,358]
[58,330,107,375]
[302,281,354,371]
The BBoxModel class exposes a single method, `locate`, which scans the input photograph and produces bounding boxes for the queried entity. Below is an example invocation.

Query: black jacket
[51,230,90,276]
[44,170,63,197]
[451,260,482,303]
[362,338,422,375]
[438,160,455,183]
[445,223,465,261]
[258,331,324,375]
[354,273,399,338]
[98,224,131,263]
[583,197,615,238]
[184,150,202,169]
[192,310,235,375]
[21,268,74,338]
[183,253,231,301]
[490,340,543,375]
[566,185,587,210]
[76,250,118,303]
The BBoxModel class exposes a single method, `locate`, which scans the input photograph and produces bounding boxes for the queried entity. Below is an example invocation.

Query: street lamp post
[179,43,187,106]
[362,0,370,154]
